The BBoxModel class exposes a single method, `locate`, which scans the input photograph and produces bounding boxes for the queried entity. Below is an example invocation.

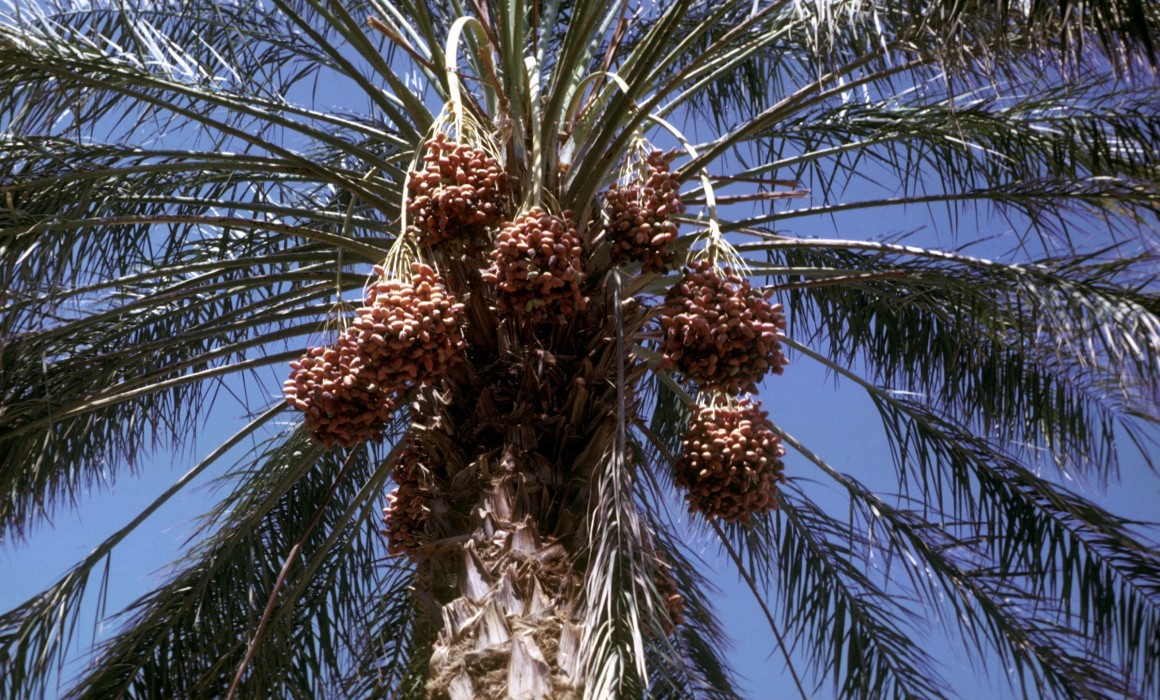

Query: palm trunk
[423,468,584,699]
[412,383,598,700]
[401,264,647,699]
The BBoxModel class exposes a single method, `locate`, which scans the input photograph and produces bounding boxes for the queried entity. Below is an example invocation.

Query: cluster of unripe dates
[352,263,467,387]
[660,260,790,522]
[283,344,397,449]
[406,132,508,247]
[652,549,686,635]
[660,259,789,395]
[482,207,587,322]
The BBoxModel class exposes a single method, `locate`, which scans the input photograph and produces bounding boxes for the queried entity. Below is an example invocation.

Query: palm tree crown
[2,1,1159,698]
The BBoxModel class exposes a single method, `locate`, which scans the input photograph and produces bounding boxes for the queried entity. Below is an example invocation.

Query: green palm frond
[337,567,426,699]
[642,549,742,700]
[743,242,1159,478]
[726,86,1160,228]
[0,1,407,538]
[719,486,951,699]
[0,405,282,698]
[867,397,1160,693]
[0,212,366,538]
[633,432,744,699]
[67,431,403,699]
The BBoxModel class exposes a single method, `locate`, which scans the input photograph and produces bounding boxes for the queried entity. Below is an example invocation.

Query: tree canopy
[1,1,1159,698]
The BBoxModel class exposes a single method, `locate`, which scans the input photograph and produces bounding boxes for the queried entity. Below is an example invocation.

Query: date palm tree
[2,1,1159,698]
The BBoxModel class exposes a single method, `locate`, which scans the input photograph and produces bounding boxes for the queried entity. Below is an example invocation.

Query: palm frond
[633,433,744,700]
[0,221,364,538]
[722,486,951,699]
[641,543,743,700]
[0,406,281,699]
[337,562,426,699]
[579,272,651,699]
[745,240,1159,480]
[2,1,1159,698]
[867,397,1160,698]
[777,343,1160,697]
[715,76,1160,239]
[67,430,403,699]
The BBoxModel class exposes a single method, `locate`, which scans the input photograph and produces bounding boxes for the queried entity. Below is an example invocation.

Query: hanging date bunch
[652,549,686,635]
[482,207,587,322]
[349,262,467,388]
[675,397,786,523]
[406,132,509,248]
[660,259,789,394]
[383,439,432,558]
[602,149,684,273]
[283,344,397,449]
[283,263,466,447]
